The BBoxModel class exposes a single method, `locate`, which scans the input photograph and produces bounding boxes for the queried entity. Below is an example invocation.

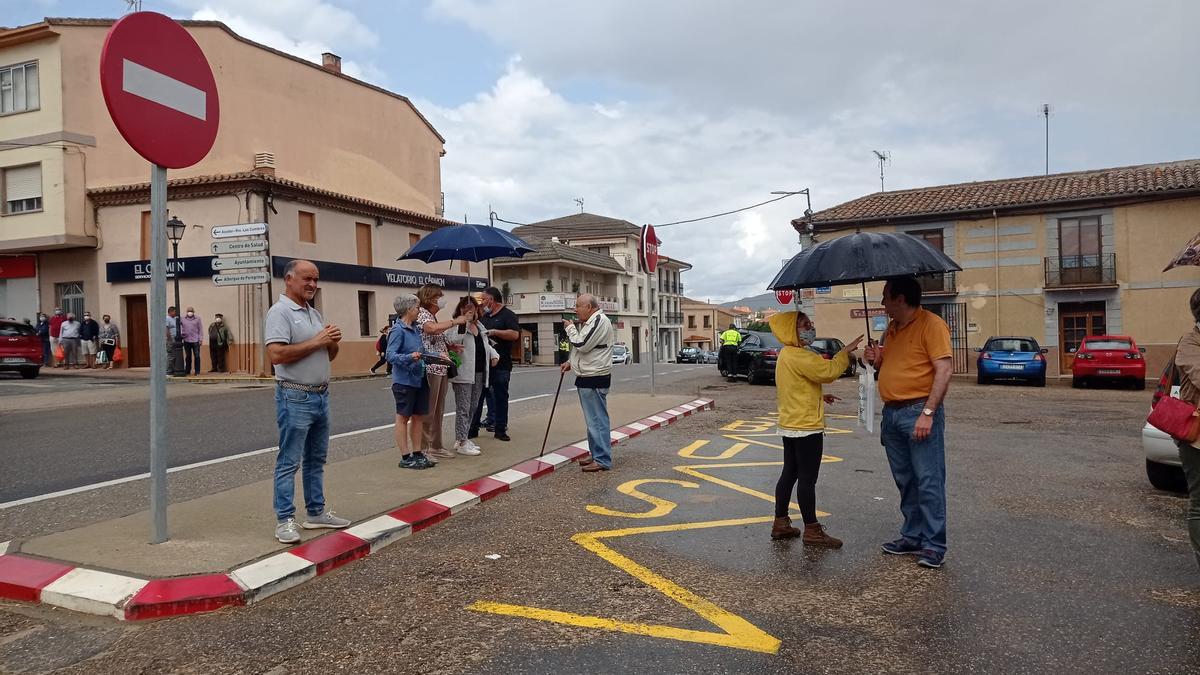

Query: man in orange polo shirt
[863,276,954,569]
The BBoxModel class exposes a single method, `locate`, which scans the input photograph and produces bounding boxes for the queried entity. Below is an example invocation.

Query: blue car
[975,336,1047,387]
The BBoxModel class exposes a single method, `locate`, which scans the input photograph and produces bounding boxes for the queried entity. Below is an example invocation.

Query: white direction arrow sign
[211,255,268,271]
[211,222,267,239]
[213,270,270,286]
[211,239,267,254]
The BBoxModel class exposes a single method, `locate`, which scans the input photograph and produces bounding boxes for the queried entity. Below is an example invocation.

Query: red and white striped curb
[0,398,714,621]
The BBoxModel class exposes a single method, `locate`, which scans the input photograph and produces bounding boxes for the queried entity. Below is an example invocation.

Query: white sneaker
[456,441,481,456]
[465,439,482,452]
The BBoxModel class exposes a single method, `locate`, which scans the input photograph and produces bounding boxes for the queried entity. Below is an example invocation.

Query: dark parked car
[0,319,41,379]
[677,347,701,363]
[975,336,1047,386]
[727,331,781,385]
[698,350,719,364]
[809,338,857,378]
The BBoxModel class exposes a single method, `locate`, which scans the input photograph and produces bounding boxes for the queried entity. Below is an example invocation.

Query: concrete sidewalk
[19,392,698,577]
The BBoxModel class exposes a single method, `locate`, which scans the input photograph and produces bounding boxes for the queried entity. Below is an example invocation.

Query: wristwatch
[922,407,934,417]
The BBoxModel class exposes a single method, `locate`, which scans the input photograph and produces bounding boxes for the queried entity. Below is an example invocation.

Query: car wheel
[977,373,986,385]
[1135,378,1146,391]
[1034,375,1046,387]
[20,367,39,380]
[1147,459,1187,493]
[748,369,761,385]
[1072,376,1083,388]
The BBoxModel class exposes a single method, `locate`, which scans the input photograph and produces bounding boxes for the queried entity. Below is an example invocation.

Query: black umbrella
[768,232,962,339]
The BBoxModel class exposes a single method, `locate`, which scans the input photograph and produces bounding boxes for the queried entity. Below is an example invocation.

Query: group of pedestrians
[264,260,619,544]
[164,306,234,375]
[769,275,953,570]
[35,308,121,369]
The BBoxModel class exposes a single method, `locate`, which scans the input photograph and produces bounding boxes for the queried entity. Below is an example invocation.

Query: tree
[571,280,580,293]
[746,321,770,332]
[545,279,554,292]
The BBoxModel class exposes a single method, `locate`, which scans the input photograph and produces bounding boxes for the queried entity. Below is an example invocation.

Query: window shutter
[4,165,41,201]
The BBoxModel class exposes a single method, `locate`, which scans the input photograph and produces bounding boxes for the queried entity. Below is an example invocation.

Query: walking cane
[539,368,567,457]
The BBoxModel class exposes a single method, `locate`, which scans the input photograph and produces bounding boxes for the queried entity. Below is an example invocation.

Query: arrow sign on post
[211,222,268,238]
[213,270,270,286]
[211,239,267,254]
[211,255,268,271]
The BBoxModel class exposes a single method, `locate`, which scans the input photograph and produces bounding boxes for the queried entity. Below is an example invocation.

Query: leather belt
[278,380,328,393]
[883,397,927,409]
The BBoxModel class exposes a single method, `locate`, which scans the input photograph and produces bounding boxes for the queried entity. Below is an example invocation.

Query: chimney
[252,152,276,176]
[321,52,342,73]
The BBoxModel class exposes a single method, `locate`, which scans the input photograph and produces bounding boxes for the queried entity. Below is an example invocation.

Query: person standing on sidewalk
[862,276,953,570]
[79,311,100,369]
[1167,288,1200,571]
[561,294,616,473]
[767,310,862,546]
[388,294,435,470]
[265,259,349,544]
[49,308,65,367]
[472,287,520,442]
[208,313,233,373]
[415,283,466,463]
[180,307,204,376]
[445,296,499,456]
[58,313,81,369]
[35,313,51,366]
[98,314,120,369]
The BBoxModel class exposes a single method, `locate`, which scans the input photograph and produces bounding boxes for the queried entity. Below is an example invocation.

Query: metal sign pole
[149,164,169,543]
[649,317,656,396]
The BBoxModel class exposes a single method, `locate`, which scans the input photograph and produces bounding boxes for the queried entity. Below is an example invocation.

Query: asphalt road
[1,377,1197,673]
[0,362,711,504]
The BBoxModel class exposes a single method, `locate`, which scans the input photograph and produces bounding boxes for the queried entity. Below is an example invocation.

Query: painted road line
[0,394,552,510]
[231,552,315,603]
[345,515,412,553]
[536,452,572,468]
[489,469,533,488]
[427,488,481,515]
[122,59,207,120]
[40,568,148,620]
[124,574,246,620]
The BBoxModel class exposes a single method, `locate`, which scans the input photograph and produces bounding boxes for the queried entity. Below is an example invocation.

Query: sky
[8,0,1200,303]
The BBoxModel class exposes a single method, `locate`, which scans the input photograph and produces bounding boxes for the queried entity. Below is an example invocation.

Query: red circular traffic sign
[775,289,794,305]
[640,224,660,274]
[99,12,219,169]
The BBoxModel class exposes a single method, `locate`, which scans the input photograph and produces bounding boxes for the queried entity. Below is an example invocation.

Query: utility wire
[490,190,805,231]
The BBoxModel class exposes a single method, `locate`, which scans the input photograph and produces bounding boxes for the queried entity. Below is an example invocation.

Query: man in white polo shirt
[264,259,350,544]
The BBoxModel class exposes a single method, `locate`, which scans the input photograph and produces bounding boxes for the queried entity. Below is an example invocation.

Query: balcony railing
[1044,254,1117,288]
[661,312,684,325]
[918,272,957,295]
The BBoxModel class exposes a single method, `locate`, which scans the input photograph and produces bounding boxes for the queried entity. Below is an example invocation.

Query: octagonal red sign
[99,12,220,168]
[640,224,660,274]
[775,288,794,305]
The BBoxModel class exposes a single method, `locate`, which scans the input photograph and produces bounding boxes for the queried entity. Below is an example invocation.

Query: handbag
[113,346,124,363]
[1148,346,1200,442]
[55,344,65,360]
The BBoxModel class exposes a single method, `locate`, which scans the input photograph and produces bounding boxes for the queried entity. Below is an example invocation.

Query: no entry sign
[99,12,220,168]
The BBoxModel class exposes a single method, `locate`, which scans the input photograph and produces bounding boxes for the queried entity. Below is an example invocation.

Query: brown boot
[770,516,801,540]
[802,522,843,548]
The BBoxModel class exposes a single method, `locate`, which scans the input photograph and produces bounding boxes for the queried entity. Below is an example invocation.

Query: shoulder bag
[1147,344,1200,443]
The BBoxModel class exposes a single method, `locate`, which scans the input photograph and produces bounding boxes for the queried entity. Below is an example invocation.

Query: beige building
[655,255,691,361]
[681,298,738,351]
[0,18,483,375]
[797,159,1200,378]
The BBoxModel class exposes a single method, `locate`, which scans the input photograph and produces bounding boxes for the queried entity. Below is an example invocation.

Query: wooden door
[355,222,373,267]
[1059,302,1106,372]
[125,294,150,367]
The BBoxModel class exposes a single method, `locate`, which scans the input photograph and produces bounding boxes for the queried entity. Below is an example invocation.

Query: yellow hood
[768,311,802,348]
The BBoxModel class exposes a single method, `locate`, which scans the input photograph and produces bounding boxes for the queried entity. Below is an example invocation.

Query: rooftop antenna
[125,0,143,12]
[573,197,584,213]
[872,150,890,192]
[1042,103,1051,175]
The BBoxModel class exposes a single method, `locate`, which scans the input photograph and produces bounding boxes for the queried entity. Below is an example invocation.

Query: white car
[1143,384,1187,492]
[611,344,632,365]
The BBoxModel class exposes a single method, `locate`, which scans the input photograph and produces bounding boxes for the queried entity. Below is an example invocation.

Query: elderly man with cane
[559,293,615,472]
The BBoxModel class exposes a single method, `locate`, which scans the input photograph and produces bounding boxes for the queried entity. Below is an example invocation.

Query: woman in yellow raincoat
[767,310,862,547]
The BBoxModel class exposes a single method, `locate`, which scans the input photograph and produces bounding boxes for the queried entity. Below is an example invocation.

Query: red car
[0,319,42,379]
[1071,335,1145,390]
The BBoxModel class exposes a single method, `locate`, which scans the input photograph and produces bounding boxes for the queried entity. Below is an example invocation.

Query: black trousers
[774,434,824,522]
[718,344,738,373]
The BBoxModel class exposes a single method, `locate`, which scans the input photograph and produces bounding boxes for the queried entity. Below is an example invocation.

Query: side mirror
[1139,347,1147,353]
[1041,348,1048,354]
[1068,348,1077,354]
[973,347,982,353]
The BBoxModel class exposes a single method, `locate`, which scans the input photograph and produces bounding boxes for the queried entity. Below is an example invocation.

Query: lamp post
[167,215,187,376]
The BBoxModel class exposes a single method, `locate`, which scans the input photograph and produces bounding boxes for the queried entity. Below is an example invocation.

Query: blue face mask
[798,328,816,344]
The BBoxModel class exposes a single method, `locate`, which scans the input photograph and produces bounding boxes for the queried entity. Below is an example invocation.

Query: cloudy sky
[11,1,1200,302]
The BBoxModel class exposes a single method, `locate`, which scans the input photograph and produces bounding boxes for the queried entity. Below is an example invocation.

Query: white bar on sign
[211,255,269,271]
[213,271,270,286]
[211,239,268,254]
[122,59,207,121]
[211,223,268,239]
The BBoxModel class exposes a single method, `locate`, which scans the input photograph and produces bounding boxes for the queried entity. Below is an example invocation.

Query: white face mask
[436,297,447,310]
[186,312,195,318]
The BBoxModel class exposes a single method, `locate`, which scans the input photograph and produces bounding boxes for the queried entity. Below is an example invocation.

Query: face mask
[482,304,493,315]
[215,318,222,324]
[798,328,816,344]
[436,297,447,310]
[84,315,91,320]
[186,312,195,318]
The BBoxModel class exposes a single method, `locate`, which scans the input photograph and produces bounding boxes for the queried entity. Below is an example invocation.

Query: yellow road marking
[674,462,831,518]
[720,419,775,432]
[677,439,751,460]
[586,479,700,519]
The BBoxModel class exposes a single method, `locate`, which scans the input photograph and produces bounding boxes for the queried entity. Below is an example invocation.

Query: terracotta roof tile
[492,236,625,272]
[512,213,641,240]
[806,159,1200,229]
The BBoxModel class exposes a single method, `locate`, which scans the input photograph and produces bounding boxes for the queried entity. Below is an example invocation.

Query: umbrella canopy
[398,223,536,263]
[769,231,962,290]
[1164,231,1200,272]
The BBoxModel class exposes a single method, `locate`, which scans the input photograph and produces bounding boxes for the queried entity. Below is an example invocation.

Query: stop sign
[640,224,660,274]
[775,288,794,305]
[99,12,220,169]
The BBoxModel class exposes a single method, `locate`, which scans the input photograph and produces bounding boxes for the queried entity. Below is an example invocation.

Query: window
[355,222,373,266]
[357,291,374,336]
[688,315,696,328]
[56,281,84,319]
[703,315,710,328]
[622,284,629,309]
[140,211,152,260]
[1059,216,1101,261]
[298,211,316,243]
[2,164,42,214]
[409,233,420,247]
[460,261,469,273]
[638,286,644,311]
[588,245,610,256]
[560,277,567,292]
[0,61,39,115]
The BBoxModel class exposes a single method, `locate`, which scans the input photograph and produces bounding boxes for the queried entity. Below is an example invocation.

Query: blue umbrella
[398,223,535,263]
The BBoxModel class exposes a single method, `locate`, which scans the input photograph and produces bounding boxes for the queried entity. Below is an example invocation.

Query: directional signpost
[209,221,269,287]
[211,239,268,255]
[211,255,269,271]
[211,222,267,239]
[213,270,271,286]
[100,12,220,544]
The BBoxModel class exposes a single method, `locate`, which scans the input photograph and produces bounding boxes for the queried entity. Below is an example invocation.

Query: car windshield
[986,339,1038,352]
[613,346,627,355]
[1083,339,1132,351]
[0,323,34,337]
[811,339,837,351]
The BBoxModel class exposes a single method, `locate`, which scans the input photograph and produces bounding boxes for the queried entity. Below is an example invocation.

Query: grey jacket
[444,321,499,386]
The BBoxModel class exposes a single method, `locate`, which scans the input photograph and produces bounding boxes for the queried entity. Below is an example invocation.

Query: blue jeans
[881,402,947,554]
[184,342,201,375]
[273,387,330,521]
[475,368,511,433]
[578,386,612,468]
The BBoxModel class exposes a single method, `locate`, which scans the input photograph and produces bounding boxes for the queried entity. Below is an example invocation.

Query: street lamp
[167,215,186,376]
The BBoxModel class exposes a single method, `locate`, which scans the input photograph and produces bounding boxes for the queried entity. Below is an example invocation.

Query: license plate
[1098,369,1121,375]
[1000,364,1024,371]
[2,357,27,364]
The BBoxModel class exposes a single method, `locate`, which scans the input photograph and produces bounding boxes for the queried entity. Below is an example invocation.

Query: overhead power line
[489,190,808,231]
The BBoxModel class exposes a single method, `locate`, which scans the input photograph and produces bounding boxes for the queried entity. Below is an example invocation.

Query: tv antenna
[872,150,890,192]
[573,197,585,212]
[125,0,143,11]
[1042,103,1051,175]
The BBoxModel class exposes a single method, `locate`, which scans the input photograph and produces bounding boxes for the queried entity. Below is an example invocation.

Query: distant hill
[718,292,791,311]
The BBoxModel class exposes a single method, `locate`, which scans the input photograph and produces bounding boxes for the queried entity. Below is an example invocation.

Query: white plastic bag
[858,363,876,433]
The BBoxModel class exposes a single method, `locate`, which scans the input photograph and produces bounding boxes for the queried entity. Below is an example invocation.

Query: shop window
[2,163,42,214]
[299,211,317,243]
[0,61,39,115]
